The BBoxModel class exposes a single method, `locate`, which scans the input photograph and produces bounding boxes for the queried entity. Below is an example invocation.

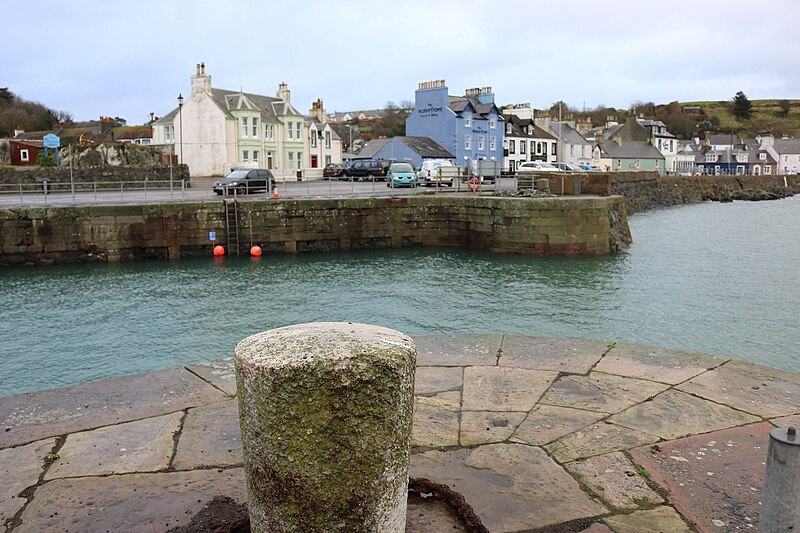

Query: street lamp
[177,94,184,168]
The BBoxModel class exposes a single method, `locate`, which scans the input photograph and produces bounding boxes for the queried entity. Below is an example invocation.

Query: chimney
[277,82,291,104]
[13,126,24,137]
[190,62,212,96]
[309,98,327,122]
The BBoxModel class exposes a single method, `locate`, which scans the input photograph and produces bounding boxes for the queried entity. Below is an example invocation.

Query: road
[0,178,517,208]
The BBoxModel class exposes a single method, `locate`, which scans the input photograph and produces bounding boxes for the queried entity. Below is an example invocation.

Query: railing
[0,179,188,206]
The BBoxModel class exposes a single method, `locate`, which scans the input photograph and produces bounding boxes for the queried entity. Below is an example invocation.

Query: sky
[4,0,800,124]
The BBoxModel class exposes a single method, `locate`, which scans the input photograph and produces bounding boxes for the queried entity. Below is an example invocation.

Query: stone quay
[2,334,799,532]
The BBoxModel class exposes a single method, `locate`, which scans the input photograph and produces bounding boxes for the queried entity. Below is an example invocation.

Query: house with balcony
[405,80,504,170]
[152,63,310,177]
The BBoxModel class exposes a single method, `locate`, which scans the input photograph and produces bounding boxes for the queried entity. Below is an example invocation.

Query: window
[242,117,248,137]
[288,151,294,165]
[706,154,717,163]
[506,122,512,134]
[252,118,259,137]
[765,166,772,175]
[311,130,317,147]
[465,135,471,150]
[464,112,471,127]
[536,142,543,155]
[489,116,496,129]
[531,141,535,154]
[20,149,29,162]
[552,143,557,156]
[509,140,515,154]
[490,136,496,150]
[165,125,174,143]
[736,165,745,175]
[520,140,526,154]
[266,124,275,140]
[325,131,331,148]
[478,136,484,150]
[253,150,259,163]
[287,122,293,140]
[670,140,674,151]
[296,123,301,140]
[325,155,331,165]
[242,150,249,162]
[759,152,766,160]
[296,152,303,169]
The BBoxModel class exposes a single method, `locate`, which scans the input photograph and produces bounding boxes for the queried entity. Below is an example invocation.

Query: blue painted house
[405,80,504,170]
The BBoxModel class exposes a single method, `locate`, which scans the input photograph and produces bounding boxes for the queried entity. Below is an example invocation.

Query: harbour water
[1,195,798,397]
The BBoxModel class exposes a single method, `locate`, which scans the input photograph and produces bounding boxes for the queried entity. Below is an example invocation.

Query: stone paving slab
[460,411,527,446]
[630,422,772,532]
[462,366,557,411]
[185,358,237,396]
[540,372,669,414]
[414,366,463,395]
[771,413,800,428]
[602,506,692,532]
[0,368,226,449]
[45,412,182,480]
[678,360,800,418]
[14,468,247,533]
[173,399,242,470]
[406,498,467,532]
[511,405,606,446]
[609,389,761,440]
[413,334,502,366]
[594,342,728,384]
[566,451,663,511]
[412,391,460,448]
[545,422,660,463]
[498,336,611,373]
[0,438,56,526]
[410,443,608,532]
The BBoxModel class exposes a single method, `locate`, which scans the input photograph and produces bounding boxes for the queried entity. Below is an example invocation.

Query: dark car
[343,159,390,181]
[323,162,347,179]
[213,169,276,195]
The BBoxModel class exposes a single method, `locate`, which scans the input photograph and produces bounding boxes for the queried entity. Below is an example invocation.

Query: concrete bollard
[535,178,550,192]
[761,427,800,532]
[234,322,416,533]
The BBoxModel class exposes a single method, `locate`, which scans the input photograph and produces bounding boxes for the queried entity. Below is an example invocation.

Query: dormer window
[489,115,496,129]
[506,122,512,134]
[705,154,717,163]
[759,152,766,160]
[464,111,472,127]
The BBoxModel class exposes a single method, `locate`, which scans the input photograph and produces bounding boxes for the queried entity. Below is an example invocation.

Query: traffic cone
[273,185,279,199]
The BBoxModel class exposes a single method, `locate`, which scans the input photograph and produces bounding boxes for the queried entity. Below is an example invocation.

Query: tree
[0,87,14,105]
[778,99,791,117]
[630,100,656,117]
[732,91,752,120]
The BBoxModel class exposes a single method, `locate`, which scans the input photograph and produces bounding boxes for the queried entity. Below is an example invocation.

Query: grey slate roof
[503,115,556,140]
[551,122,591,145]
[773,138,800,154]
[601,140,664,160]
[353,136,454,160]
[707,134,742,146]
[352,138,389,159]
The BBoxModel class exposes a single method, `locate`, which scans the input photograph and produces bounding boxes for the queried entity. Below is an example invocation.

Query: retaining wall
[0,165,190,189]
[0,195,631,266]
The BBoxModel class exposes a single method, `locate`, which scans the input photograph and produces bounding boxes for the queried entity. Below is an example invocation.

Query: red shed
[10,140,42,166]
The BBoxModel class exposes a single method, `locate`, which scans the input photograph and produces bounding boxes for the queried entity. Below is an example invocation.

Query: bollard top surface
[235,322,415,370]
[770,427,800,446]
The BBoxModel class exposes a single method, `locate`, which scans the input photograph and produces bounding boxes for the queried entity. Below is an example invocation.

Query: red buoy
[213,245,225,256]
[250,245,262,257]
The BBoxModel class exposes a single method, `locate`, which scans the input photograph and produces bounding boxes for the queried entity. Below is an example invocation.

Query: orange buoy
[250,245,262,257]
[468,177,481,192]
[213,245,225,257]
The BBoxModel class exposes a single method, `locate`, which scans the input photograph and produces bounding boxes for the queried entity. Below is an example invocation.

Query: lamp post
[177,94,184,168]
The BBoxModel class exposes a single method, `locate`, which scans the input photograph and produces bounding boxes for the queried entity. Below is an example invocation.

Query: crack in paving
[5,436,65,533]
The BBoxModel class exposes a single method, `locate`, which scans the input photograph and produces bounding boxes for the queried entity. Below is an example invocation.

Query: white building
[502,112,557,172]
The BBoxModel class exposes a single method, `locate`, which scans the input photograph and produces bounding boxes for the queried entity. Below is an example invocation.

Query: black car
[343,159,390,181]
[323,162,348,178]
[213,169,276,195]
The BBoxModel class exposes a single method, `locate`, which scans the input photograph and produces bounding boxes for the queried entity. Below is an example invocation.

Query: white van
[417,159,455,187]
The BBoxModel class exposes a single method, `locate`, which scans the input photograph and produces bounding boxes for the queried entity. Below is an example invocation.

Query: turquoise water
[1,196,799,397]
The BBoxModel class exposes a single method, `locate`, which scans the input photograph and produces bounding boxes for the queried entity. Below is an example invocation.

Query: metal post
[761,427,800,531]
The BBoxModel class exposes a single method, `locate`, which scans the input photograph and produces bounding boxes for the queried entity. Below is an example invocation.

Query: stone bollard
[234,322,416,533]
[535,178,550,192]
[761,426,800,532]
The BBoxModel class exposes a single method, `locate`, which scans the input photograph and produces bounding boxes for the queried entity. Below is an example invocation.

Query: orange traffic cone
[273,185,279,199]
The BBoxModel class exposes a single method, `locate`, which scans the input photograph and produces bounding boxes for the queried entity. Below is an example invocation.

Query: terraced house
[152,63,312,178]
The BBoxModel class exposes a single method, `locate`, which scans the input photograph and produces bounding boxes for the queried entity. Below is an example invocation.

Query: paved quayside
[2,335,799,532]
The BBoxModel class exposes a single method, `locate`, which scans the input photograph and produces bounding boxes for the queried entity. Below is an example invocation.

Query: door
[311,155,318,168]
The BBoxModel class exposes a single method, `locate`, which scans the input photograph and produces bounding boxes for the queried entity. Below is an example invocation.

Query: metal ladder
[224,199,240,256]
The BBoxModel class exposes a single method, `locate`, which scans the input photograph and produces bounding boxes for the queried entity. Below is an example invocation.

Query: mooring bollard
[235,322,416,533]
[761,426,800,532]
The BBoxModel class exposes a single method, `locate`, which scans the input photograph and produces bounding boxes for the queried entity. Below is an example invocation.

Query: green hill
[678,99,800,138]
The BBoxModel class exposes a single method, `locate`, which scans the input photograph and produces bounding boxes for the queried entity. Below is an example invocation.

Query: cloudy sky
[5,0,799,124]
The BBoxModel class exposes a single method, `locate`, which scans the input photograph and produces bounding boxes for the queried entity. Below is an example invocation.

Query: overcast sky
[5,0,799,124]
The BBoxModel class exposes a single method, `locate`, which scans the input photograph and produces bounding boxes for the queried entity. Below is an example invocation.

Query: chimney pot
[196,64,200,75]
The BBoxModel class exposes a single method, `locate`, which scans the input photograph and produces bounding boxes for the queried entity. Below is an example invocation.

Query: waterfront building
[351,136,454,169]
[762,136,800,175]
[596,118,666,174]
[306,99,343,169]
[534,116,594,166]
[152,63,316,178]
[638,120,679,174]
[405,80,504,171]
[694,148,749,175]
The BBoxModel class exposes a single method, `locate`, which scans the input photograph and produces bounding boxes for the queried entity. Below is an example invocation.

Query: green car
[386,162,417,188]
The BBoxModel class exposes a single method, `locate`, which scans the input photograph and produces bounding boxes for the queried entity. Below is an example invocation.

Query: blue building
[352,136,454,169]
[405,80,504,170]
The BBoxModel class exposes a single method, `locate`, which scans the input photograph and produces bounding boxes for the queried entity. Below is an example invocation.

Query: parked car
[213,169,275,195]
[386,162,417,188]
[516,161,560,173]
[323,162,348,178]
[343,159,391,180]
[552,162,584,172]
[417,159,455,187]
[577,164,601,172]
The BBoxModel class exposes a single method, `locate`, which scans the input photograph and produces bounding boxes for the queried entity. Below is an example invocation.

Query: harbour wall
[0,195,631,266]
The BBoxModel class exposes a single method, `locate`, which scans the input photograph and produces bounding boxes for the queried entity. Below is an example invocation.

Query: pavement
[2,335,799,532]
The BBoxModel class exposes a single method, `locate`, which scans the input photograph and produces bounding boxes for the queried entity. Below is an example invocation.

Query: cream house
[153,63,314,178]
[306,99,343,170]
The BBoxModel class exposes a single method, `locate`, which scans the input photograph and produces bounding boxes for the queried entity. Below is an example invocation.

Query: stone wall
[0,165,190,190]
[0,195,631,266]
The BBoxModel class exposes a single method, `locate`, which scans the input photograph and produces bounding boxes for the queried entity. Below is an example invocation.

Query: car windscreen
[225,170,249,179]
[391,163,414,173]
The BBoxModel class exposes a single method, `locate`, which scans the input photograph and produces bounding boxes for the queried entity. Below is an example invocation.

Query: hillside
[676,99,800,138]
